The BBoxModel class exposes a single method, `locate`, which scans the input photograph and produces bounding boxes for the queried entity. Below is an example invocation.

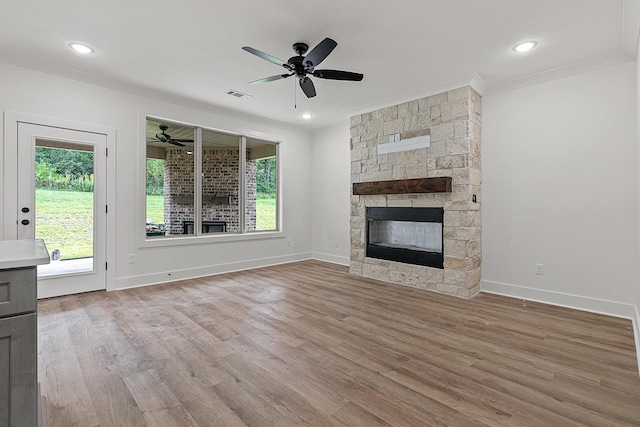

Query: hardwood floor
[37,260,640,426]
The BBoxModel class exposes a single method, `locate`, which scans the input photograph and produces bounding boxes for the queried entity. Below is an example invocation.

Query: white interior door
[17,123,107,298]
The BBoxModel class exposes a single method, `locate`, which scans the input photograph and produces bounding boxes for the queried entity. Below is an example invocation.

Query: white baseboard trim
[311,252,350,266]
[481,279,637,319]
[634,304,640,377]
[482,279,640,375]
[115,252,312,290]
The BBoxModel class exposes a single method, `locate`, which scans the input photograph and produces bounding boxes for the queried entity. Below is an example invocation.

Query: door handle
[21,219,30,225]
[22,207,30,213]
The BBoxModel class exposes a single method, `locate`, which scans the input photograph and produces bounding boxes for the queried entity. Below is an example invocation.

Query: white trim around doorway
[2,111,117,292]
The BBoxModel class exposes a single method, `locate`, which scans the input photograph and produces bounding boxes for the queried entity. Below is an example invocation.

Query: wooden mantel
[352,177,452,195]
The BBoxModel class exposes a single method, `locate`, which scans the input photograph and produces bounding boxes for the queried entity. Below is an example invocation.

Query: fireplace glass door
[366,207,444,268]
[368,220,442,253]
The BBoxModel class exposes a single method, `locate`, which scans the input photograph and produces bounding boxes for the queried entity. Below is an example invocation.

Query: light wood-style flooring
[37,260,640,426]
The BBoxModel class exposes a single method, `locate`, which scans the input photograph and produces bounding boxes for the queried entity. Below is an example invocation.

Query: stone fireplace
[350,86,481,298]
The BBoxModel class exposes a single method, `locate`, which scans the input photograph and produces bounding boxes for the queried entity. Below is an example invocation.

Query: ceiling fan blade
[170,139,194,143]
[155,133,169,142]
[242,46,292,70]
[299,77,316,98]
[249,73,294,85]
[313,69,364,81]
[166,140,186,147]
[303,38,337,68]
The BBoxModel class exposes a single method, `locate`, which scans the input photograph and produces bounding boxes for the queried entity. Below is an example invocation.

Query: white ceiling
[1,0,638,130]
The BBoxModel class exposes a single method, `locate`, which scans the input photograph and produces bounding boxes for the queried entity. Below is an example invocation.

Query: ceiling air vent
[226,89,252,99]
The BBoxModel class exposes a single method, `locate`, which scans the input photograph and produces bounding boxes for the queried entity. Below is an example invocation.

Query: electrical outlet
[286,239,291,247]
[128,254,136,264]
[535,264,544,275]
[334,240,339,248]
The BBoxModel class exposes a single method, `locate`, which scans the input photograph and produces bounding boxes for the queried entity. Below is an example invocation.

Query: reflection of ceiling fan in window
[151,124,194,147]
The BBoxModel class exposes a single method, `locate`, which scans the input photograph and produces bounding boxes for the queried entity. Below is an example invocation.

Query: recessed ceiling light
[69,43,94,54]
[301,113,312,120]
[513,41,537,53]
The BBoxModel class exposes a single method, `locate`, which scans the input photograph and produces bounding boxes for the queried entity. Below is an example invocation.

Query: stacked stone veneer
[164,148,257,234]
[350,86,482,298]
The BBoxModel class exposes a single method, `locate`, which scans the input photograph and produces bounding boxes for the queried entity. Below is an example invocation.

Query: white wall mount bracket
[377,134,430,155]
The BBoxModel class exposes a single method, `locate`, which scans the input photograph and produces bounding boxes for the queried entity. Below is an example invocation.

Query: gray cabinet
[0,267,38,427]
[0,268,37,318]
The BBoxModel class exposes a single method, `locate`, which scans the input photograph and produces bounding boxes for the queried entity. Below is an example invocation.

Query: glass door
[17,123,107,298]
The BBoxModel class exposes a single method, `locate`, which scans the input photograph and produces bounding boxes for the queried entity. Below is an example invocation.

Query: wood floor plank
[227,335,349,415]
[152,360,248,427]
[330,401,394,427]
[40,353,100,427]
[37,260,640,426]
[75,345,148,427]
[217,352,344,427]
[122,369,199,426]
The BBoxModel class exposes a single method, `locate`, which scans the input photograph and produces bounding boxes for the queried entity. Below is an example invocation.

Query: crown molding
[344,73,487,118]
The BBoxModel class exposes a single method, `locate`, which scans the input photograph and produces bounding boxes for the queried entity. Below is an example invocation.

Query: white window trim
[137,112,283,249]
[141,230,284,248]
[239,135,247,233]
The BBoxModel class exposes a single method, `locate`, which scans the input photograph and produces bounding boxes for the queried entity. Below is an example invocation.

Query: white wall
[311,125,351,265]
[635,33,640,357]
[482,62,638,319]
[0,61,313,289]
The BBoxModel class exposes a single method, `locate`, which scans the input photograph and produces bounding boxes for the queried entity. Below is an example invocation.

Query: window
[201,128,240,233]
[145,118,279,239]
[246,138,278,231]
[35,142,95,272]
[146,119,195,236]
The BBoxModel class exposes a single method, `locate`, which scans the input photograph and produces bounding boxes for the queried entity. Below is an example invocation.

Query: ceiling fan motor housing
[288,55,308,78]
[292,42,308,56]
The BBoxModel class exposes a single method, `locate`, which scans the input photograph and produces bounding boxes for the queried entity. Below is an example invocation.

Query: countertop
[0,239,50,269]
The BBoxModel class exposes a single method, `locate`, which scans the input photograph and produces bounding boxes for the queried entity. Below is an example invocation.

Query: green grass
[146,194,276,231]
[146,194,165,224]
[35,190,276,259]
[35,188,93,259]
[256,197,276,230]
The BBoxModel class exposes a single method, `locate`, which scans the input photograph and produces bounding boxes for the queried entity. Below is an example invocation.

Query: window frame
[138,114,283,249]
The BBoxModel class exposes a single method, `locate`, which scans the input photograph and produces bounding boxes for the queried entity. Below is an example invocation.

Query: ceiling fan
[151,124,194,147]
[242,37,364,98]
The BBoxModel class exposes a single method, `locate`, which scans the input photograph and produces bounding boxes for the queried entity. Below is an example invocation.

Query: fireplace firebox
[366,207,444,268]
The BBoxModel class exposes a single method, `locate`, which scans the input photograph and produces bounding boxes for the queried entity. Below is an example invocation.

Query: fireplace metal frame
[366,207,444,269]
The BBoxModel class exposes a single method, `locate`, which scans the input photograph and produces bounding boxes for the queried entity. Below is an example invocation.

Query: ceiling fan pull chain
[294,77,297,109]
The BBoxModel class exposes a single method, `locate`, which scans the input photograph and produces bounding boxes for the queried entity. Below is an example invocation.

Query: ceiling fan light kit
[242,37,364,98]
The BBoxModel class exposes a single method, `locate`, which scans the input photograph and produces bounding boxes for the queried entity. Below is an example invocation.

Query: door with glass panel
[17,123,107,298]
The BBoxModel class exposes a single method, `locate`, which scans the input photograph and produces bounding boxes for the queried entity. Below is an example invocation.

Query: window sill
[139,230,284,248]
